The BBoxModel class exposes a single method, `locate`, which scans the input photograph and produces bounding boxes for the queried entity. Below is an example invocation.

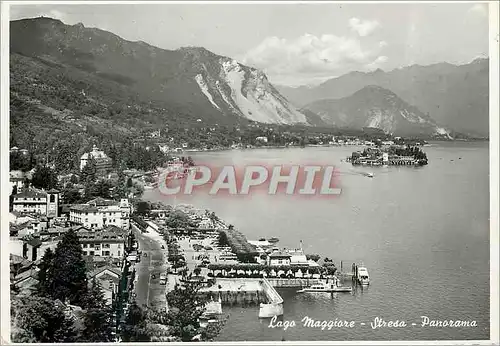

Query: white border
[1,1,12,345]
[1,1,498,345]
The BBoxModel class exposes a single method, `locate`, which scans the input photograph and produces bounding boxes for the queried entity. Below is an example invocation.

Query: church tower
[46,189,60,218]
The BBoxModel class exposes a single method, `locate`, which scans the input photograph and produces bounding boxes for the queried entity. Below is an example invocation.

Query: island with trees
[348,145,429,166]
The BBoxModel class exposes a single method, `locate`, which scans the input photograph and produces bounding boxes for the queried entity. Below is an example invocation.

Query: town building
[268,251,292,266]
[12,189,60,218]
[10,147,29,155]
[10,177,25,193]
[69,198,131,230]
[288,249,309,266]
[77,226,127,259]
[12,190,48,215]
[80,145,113,174]
[12,266,39,297]
[87,266,122,306]
[383,152,389,164]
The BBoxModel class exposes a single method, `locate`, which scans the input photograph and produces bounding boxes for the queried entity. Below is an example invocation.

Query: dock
[199,278,283,318]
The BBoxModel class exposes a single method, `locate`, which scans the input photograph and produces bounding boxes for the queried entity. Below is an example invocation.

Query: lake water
[143,142,490,341]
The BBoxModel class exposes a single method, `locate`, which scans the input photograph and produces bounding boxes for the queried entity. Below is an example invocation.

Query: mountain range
[9,17,489,141]
[10,17,306,128]
[302,85,450,137]
[277,59,489,137]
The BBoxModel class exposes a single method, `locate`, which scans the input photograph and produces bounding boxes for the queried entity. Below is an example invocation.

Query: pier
[199,278,283,318]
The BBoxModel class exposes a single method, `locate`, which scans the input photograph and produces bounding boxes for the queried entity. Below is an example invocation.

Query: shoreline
[172,139,489,155]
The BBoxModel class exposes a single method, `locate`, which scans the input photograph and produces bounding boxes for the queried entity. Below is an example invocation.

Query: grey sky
[9,2,489,86]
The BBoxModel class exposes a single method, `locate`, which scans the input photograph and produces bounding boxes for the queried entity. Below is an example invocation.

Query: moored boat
[356,265,370,285]
[297,279,352,293]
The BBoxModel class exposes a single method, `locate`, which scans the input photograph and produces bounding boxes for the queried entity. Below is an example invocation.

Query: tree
[165,210,195,229]
[150,281,224,341]
[135,201,151,216]
[323,264,337,276]
[10,185,18,211]
[70,174,79,184]
[50,229,88,306]
[31,165,58,190]
[186,156,195,167]
[120,301,150,342]
[126,177,133,188]
[63,188,82,204]
[37,248,55,297]
[92,179,113,199]
[81,155,97,183]
[81,280,114,342]
[306,254,321,262]
[11,296,78,343]
[83,176,95,200]
[113,175,128,199]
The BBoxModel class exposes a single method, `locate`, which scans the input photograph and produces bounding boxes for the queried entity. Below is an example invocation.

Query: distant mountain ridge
[302,85,450,137]
[277,59,489,136]
[10,17,307,126]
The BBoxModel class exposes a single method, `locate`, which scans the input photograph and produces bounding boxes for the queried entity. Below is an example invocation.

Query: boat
[268,237,280,244]
[297,279,352,293]
[367,172,374,178]
[356,265,370,285]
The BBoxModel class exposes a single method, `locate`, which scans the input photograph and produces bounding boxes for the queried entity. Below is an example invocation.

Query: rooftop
[70,204,99,213]
[25,237,42,247]
[269,251,292,258]
[81,146,110,160]
[77,227,127,242]
[13,190,47,199]
[88,265,122,279]
[87,197,119,207]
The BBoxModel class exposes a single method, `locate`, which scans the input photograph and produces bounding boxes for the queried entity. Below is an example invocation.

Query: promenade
[131,222,169,310]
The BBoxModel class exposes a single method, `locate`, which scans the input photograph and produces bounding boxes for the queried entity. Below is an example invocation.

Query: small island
[347,145,429,166]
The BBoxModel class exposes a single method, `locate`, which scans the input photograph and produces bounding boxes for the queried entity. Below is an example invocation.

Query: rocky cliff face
[188,49,307,124]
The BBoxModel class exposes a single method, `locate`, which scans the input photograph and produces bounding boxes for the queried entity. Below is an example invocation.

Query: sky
[9,2,490,86]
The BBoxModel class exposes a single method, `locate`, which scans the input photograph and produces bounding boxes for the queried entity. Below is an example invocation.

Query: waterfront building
[80,145,112,174]
[69,198,131,230]
[288,249,309,266]
[268,251,292,266]
[383,152,389,164]
[256,136,268,143]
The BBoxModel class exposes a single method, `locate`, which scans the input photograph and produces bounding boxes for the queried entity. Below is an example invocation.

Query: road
[131,223,168,310]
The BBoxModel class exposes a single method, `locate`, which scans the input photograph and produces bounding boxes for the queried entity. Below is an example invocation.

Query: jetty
[198,278,283,318]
